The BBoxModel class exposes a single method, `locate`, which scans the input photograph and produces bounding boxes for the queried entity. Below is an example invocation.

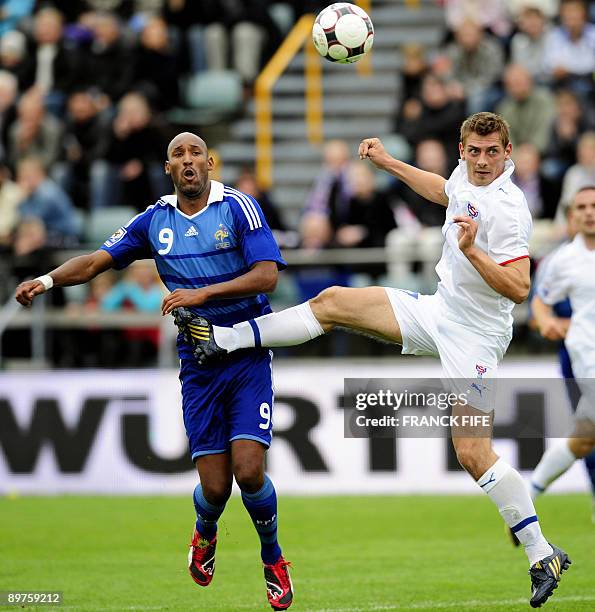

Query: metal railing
[255,14,321,190]
[254,1,375,190]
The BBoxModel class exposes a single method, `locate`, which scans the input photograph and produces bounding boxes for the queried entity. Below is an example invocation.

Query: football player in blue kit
[15,132,293,611]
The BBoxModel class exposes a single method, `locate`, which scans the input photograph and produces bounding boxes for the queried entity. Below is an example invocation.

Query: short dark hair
[460,112,510,149]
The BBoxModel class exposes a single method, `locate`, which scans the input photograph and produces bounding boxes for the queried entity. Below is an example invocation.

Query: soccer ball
[312,3,374,64]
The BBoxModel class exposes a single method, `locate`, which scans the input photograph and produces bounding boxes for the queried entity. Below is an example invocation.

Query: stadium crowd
[0,0,594,365]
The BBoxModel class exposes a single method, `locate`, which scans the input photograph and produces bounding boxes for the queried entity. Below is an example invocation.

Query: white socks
[530,440,577,500]
[477,458,553,566]
[213,302,325,351]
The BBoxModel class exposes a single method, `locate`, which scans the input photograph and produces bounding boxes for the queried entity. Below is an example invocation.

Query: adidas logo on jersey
[185,226,199,237]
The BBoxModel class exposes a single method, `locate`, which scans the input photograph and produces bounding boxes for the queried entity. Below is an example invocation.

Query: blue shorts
[179,349,274,461]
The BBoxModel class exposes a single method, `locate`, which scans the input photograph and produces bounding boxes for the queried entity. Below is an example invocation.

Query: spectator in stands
[393,139,449,227]
[161,0,219,73]
[100,260,164,366]
[7,88,63,171]
[21,7,82,113]
[16,156,80,245]
[506,0,559,20]
[445,18,505,113]
[512,142,560,218]
[163,0,281,85]
[0,70,17,162]
[301,139,352,250]
[10,215,67,311]
[0,30,28,92]
[101,260,164,313]
[0,160,22,246]
[443,0,512,37]
[0,0,34,38]
[400,44,430,103]
[339,161,396,250]
[12,216,46,257]
[235,167,299,248]
[81,11,135,104]
[556,131,595,220]
[496,64,556,154]
[544,89,591,179]
[53,88,110,209]
[396,73,465,170]
[542,0,595,95]
[509,6,552,83]
[90,91,169,211]
[132,15,180,111]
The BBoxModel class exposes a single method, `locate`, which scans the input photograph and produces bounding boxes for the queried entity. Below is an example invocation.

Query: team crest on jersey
[467,203,479,219]
[214,224,231,249]
[104,226,127,247]
[475,364,488,377]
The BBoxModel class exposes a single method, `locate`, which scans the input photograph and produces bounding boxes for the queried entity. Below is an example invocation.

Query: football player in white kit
[175,113,570,607]
[529,186,595,507]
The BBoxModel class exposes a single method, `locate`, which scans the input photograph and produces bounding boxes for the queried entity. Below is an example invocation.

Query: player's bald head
[167,132,207,158]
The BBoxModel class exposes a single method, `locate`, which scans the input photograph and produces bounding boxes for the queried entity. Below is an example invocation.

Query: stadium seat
[85,206,137,246]
[171,70,243,126]
[385,227,420,290]
[417,227,442,292]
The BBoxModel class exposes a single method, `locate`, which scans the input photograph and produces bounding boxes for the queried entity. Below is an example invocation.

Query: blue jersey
[100,180,286,360]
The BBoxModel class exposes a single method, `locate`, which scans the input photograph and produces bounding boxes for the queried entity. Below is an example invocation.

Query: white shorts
[385,288,511,412]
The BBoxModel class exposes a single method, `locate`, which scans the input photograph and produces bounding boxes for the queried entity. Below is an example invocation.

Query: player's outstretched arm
[15,249,115,307]
[358,137,448,206]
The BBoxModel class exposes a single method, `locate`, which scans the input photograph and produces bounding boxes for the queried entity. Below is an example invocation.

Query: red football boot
[263,556,293,610]
[188,528,216,586]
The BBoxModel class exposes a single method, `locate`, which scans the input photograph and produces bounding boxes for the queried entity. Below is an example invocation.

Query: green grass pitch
[1,494,594,611]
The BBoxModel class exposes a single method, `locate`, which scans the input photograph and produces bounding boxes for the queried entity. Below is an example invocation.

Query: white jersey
[437,159,532,336]
[537,234,595,377]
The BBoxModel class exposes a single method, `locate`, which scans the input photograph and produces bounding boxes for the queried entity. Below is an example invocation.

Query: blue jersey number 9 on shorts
[259,402,272,430]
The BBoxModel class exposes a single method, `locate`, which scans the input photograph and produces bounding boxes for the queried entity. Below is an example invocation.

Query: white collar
[455,158,515,194]
[161,180,225,208]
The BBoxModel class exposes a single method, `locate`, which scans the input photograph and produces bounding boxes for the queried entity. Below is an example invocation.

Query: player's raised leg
[189,453,232,586]
[232,440,293,611]
[193,286,402,361]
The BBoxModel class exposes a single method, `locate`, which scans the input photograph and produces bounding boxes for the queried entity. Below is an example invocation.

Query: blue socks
[241,475,282,565]
[193,484,225,541]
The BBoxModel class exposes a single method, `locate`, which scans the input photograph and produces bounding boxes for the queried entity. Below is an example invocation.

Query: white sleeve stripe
[226,187,262,229]
[226,187,261,229]
[225,192,255,230]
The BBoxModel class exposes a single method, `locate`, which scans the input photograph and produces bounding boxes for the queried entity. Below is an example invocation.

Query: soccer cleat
[529,544,571,608]
[188,528,217,586]
[263,556,293,610]
[172,307,227,364]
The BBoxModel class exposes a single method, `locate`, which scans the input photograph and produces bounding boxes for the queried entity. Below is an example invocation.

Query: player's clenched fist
[358,137,390,169]
[15,280,46,307]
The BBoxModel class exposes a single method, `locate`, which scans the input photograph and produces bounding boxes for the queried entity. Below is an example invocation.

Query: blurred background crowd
[0,0,594,366]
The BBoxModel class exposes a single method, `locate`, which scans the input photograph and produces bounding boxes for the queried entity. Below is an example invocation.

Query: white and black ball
[312,3,374,64]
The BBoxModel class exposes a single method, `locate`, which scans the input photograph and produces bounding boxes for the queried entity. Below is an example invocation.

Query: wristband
[35,275,54,291]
